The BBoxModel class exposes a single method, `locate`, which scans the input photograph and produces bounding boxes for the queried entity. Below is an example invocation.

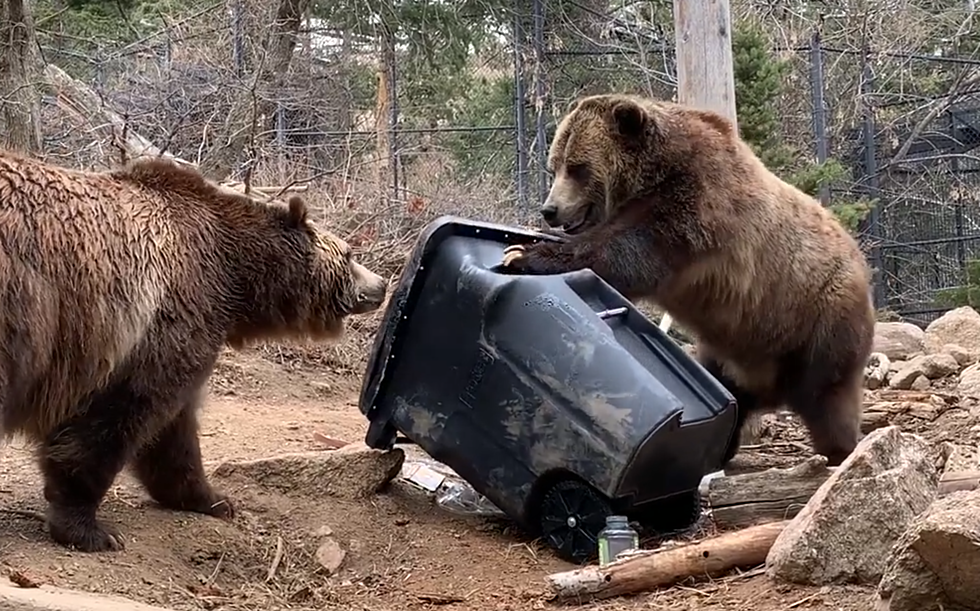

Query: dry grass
[227,160,527,377]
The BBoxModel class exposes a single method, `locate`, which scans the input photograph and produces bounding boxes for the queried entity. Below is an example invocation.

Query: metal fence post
[532,0,548,207]
[861,47,886,309]
[809,30,830,206]
[513,1,529,216]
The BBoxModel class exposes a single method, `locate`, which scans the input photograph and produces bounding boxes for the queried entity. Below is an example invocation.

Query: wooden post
[672,0,738,128]
[660,0,738,337]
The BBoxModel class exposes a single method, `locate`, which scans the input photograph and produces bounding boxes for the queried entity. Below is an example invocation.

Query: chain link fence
[29,0,980,327]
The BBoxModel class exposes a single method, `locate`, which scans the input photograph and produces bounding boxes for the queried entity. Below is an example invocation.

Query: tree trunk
[0,0,41,153]
[199,0,312,180]
[374,21,395,206]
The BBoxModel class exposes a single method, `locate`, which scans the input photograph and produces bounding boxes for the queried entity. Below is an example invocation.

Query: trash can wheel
[537,478,613,565]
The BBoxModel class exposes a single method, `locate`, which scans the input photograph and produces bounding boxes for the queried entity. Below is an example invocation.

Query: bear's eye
[566,163,589,181]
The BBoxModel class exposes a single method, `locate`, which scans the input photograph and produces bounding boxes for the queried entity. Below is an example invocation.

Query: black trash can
[358,216,737,564]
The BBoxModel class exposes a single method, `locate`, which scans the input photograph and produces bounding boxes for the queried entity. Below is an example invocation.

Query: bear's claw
[500,244,526,267]
[47,507,126,553]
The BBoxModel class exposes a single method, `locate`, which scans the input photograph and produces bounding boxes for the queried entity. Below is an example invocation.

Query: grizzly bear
[0,150,387,552]
[497,93,875,468]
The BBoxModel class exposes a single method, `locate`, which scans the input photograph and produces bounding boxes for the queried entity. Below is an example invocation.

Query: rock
[957,363,980,398]
[213,444,405,500]
[765,426,952,586]
[909,375,931,391]
[925,306,980,355]
[875,489,980,611]
[865,352,890,390]
[874,322,926,360]
[888,354,960,389]
[874,534,949,611]
[942,344,976,368]
[917,353,960,377]
[0,579,176,610]
[315,537,347,576]
[888,368,920,390]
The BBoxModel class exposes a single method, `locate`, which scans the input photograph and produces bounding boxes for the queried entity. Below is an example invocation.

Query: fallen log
[708,458,980,530]
[42,63,305,202]
[860,395,952,434]
[545,521,787,601]
[707,455,831,530]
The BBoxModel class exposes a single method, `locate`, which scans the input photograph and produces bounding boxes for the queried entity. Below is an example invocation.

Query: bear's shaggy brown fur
[0,150,387,552]
[498,93,875,468]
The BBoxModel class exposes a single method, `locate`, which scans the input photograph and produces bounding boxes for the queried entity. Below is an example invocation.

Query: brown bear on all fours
[498,93,875,468]
[0,150,387,552]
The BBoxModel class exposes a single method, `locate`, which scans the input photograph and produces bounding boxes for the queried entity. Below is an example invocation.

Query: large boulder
[941,344,977,368]
[887,353,960,390]
[875,489,980,611]
[924,306,980,355]
[874,322,926,361]
[957,362,980,398]
[765,426,952,586]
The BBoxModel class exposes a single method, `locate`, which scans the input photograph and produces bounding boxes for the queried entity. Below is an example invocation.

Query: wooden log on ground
[546,521,787,601]
[708,458,980,531]
[860,394,954,434]
[707,455,832,530]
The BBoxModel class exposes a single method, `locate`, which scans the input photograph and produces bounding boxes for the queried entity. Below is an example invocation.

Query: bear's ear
[287,195,309,227]
[609,100,648,139]
[565,97,583,115]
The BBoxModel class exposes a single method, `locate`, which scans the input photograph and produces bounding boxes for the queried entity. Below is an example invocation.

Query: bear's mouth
[561,203,600,236]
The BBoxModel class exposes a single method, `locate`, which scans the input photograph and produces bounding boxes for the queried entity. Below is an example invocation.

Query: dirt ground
[2,345,977,611]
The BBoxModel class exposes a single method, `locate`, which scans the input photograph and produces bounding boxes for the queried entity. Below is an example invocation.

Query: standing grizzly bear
[0,150,387,552]
[498,93,875,468]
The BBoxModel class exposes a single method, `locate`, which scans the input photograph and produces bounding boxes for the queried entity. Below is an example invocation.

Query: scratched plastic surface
[358,216,736,527]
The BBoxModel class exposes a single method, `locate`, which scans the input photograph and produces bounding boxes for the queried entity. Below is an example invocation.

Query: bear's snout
[351,261,387,314]
[540,203,559,225]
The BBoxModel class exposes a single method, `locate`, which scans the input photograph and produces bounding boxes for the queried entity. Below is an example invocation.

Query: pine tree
[732,22,873,232]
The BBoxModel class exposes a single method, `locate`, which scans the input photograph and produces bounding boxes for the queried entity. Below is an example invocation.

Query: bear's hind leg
[40,388,144,552]
[787,374,862,467]
[782,311,869,467]
[133,390,234,520]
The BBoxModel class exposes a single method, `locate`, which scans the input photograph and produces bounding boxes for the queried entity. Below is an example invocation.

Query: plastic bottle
[597,515,639,566]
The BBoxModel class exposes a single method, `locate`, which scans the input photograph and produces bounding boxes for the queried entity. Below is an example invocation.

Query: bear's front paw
[48,506,125,552]
[493,244,533,274]
[500,244,526,267]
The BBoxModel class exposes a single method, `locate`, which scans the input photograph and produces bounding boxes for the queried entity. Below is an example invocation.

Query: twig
[787,592,822,608]
[205,551,226,586]
[0,508,46,523]
[266,536,285,583]
[416,593,466,605]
